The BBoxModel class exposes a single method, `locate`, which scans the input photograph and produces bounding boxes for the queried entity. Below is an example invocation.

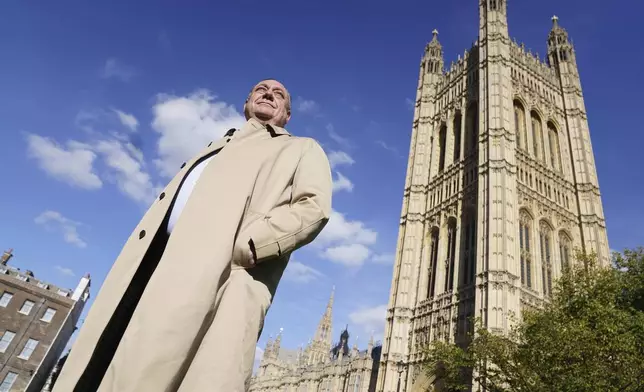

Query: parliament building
[249,289,382,392]
[378,1,609,391]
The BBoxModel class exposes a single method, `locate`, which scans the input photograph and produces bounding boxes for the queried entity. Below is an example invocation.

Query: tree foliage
[422,249,644,392]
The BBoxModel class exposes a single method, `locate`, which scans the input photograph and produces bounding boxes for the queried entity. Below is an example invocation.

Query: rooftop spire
[431,29,439,41]
[551,15,559,27]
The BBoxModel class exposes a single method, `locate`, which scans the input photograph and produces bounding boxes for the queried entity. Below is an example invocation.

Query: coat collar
[235,118,291,140]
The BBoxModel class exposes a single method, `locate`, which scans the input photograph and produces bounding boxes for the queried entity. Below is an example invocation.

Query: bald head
[243,79,292,127]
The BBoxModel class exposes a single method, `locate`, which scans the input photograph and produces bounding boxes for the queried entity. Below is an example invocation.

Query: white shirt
[167,155,215,234]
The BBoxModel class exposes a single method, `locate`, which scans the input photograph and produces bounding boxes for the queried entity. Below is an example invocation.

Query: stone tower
[377,1,609,391]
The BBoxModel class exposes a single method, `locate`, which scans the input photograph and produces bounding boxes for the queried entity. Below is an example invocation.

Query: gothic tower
[377,1,609,391]
[303,287,334,365]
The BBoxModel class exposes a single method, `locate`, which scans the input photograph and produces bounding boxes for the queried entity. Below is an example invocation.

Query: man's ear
[286,110,292,123]
[243,102,251,120]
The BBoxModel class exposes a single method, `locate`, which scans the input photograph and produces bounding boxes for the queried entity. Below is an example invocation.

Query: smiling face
[243,79,292,127]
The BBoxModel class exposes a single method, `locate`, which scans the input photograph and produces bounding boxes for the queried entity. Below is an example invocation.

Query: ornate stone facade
[377,1,609,391]
[249,289,382,392]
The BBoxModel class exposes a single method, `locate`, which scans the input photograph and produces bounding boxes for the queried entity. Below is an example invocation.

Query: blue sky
[1,0,642,366]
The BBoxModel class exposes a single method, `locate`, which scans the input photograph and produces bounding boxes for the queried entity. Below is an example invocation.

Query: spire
[306,287,335,365]
[313,287,334,345]
[272,328,283,359]
[424,28,444,75]
[547,15,576,70]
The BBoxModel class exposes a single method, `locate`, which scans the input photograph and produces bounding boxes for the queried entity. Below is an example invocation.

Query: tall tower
[377,1,610,391]
[303,287,334,365]
[547,16,609,263]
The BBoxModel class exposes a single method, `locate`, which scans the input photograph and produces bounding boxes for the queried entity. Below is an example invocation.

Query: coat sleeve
[246,139,333,263]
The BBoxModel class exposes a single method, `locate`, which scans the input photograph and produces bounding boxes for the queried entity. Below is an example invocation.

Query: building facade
[378,1,609,391]
[250,289,382,392]
[0,249,90,392]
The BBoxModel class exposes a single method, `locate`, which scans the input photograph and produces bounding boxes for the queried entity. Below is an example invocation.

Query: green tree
[422,249,644,392]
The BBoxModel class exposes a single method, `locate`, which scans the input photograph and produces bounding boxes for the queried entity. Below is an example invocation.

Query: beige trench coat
[53,118,332,392]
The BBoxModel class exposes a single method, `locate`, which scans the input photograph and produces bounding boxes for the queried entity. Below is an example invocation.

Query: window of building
[41,307,57,323]
[466,104,478,155]
[0,372,18,392]
[540,221,554,297]
[445,218,457,292]
[519,210,533,288]
[438,124,447,172]
[514,101,527,151]
[453,113,462,163]
[427,228,441,298]
[0,292,13,308]
[547,122,562,173]
[559,232,572,272]
[0,331,16,353]
[19,300,35,315]
[18,338,39,360]
[353,375,361,392]
[531,112,545,162]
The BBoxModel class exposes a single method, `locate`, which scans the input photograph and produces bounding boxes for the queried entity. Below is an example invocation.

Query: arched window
[540,221,553,296]
[453,113,462,163]
[466,103,478,155]
[519,210,533,288]
[445,218,457,292]
[514,101,528,151]
[547,122,562,172]
[559,231,572,272]
[428,227,440,298]
[438,124,447,172]
[531,111,545,162]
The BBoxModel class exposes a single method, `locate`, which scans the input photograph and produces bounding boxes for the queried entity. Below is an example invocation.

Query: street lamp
[396,360,405,392]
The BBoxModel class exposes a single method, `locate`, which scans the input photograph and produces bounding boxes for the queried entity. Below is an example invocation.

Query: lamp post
[396,360,405,392]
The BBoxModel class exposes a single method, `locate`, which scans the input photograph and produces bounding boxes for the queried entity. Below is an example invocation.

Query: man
[53,79,333,392]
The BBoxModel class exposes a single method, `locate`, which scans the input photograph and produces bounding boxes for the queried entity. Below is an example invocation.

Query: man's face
[244,80,291,127]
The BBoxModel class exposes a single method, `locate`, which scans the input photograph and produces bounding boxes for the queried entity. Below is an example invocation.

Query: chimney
[1,249,13,265]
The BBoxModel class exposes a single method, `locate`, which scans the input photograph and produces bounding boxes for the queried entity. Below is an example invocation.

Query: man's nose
[262,91,275,101]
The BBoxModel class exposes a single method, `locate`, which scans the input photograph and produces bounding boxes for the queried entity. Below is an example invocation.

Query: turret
[424,29,444,76]
[547,16,578,75]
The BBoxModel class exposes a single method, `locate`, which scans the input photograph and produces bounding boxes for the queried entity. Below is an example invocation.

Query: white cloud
[315,210,378,267]
[101,58,136,82]
[332,171,354,193]
[322,244,370,267]
[112,109,139,131]
[328,151,355,169]
[93,139,160,204]
[317,210,378,247]
[294,96,320,115]
[151,89,245,177]
[55,265,76,277]
[376,140,401,157]
[372,253,395,265]
[349,304,388,340]
[35,210,87,248]
[26,134,103,190]
[283,261,324,283]
[327,124,352,148]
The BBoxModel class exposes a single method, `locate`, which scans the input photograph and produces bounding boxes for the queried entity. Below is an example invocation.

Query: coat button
[159,192,166,200]
[139,230,146,239]
[180,162,186,168]
[208,142,212,147]
[226,138,231,143]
